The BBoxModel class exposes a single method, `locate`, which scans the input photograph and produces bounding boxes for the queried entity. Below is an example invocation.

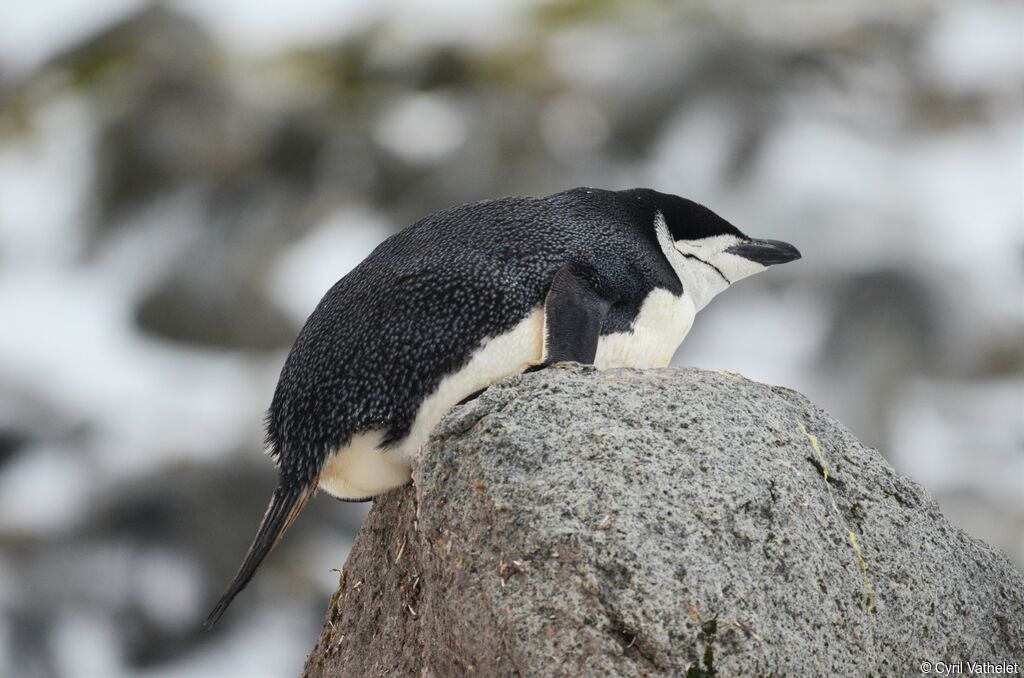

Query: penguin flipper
[204,481,315,627]
[539,264,615,367]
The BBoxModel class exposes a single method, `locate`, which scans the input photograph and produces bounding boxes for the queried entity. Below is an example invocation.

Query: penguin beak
[725,239,801,266]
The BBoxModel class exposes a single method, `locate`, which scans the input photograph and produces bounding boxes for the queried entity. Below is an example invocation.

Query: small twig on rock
[498,559,530,586]
[735,619,762,643]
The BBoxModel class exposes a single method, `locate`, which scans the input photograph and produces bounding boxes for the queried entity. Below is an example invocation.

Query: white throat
[654,213,731,311]
[654,212,769,310]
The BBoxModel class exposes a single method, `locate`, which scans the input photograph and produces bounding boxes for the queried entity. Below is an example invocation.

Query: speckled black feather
[206,187,742,626]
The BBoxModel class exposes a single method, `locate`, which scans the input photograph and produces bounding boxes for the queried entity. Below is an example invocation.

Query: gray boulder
[303,365,1024,677]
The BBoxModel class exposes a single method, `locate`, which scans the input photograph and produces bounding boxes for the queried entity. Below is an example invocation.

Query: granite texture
[304,364,1024,677]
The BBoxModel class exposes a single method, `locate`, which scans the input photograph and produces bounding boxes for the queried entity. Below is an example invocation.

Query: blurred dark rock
[48,7,222,224]
[135,275,297,351]
[818,268,939,448]
[0,430,25,467]
[306,365,1023,676]
[51,7,343,349]
[49,6,215,84]
[0,388,86,470]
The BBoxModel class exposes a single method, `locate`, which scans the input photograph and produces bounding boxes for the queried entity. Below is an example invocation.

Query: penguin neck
[654,213,730,311]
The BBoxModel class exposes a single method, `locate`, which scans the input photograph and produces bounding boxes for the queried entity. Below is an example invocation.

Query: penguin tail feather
[203,481,315,628]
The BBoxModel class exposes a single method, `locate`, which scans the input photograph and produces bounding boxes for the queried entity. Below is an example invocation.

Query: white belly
[595,289,695,369]
[318,289,696,499]
[318,430,407,500]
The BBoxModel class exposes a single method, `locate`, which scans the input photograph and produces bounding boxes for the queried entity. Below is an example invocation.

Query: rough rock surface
[303,365,1024,677]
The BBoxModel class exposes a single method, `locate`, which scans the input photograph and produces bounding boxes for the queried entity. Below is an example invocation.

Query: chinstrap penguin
[205,187,800,625]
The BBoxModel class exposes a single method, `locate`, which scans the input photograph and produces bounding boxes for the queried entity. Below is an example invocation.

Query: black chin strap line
[682,253,731,285]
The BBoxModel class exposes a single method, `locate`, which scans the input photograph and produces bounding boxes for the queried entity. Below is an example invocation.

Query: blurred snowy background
[0,0,1021,676]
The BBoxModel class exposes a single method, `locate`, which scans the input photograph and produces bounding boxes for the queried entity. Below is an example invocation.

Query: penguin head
[641,190,801,309]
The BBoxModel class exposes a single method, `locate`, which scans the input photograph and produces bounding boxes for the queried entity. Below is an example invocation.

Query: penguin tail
[204,480,315,628]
